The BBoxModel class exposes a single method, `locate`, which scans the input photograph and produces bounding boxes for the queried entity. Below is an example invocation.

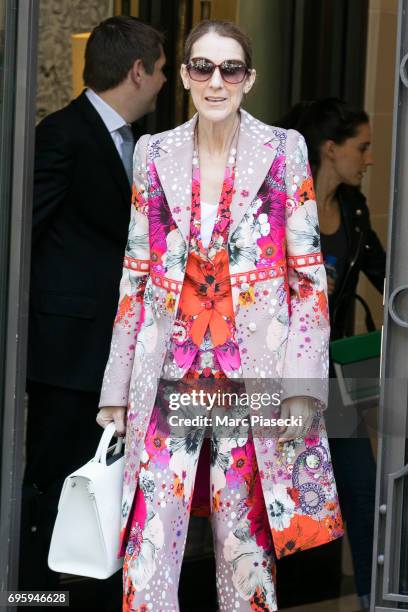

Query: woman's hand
[278,396,316,442]
[96,406,127,436]
[327,275,335,295]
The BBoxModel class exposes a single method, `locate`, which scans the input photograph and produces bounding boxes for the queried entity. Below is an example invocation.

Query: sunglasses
[186,57,250,84]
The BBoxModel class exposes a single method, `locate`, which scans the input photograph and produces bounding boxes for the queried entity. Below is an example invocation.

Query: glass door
[372,1,408,609]
[0,0,38,593]
[0,0,19,589]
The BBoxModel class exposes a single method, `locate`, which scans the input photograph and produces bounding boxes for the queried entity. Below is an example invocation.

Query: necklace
[190,117,240,259]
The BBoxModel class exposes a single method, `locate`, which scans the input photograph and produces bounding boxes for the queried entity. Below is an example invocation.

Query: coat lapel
[229,109,281,236]
[153,115,198,243]
[73,91,131,209]
[152,110,281,244]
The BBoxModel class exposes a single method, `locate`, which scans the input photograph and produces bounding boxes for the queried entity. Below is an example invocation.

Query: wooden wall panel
[192,0,238,25]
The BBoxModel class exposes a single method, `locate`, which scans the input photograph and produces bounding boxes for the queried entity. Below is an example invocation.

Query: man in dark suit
[19,16,166,596]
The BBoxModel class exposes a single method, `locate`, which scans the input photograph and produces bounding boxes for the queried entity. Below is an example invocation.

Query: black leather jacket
[328,184,386,340]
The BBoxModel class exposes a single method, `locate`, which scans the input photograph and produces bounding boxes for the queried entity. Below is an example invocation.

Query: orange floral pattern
[168,162,242,374]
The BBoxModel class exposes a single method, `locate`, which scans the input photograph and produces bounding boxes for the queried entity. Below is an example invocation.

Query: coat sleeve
[99,134,151,408]
[32,118,75,246]
[281,129,330,407]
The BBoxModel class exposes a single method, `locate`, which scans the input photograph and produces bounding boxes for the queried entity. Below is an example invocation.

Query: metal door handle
[388,285,408,328]
[400,52,408,87]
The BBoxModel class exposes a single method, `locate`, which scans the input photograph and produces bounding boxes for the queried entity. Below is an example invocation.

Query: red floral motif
[273,513,344,559]
[150,248,163,265]
[131,183,147,215]
[287,486,301,508]
[145,418,170,466]
[190,165,234,256]
[247,471,273,551]
[298,272,314,299]
[258,236,277,260]
[238,286,255,307]
[148,162,177,254]
[316,290,329,321]
[176,164,237,350]
[250,586,275,611]
[227,442,256,488]
[295,175,316,205]
[179,250,234,347]
[122,576,137,612]
[323,509,344,539]
[131,486,147,533]
[304,433,320,447]
[115,294,133,325]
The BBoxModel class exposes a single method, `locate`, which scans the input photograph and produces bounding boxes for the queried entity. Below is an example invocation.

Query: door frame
[371,0,408,609]
[0,0,38,593]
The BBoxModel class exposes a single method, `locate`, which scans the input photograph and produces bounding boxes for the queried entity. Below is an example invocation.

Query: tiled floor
[285,593,360,611]
[60,572,360,612]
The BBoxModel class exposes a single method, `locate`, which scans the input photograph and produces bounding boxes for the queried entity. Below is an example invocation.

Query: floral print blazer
[100,109,343,557]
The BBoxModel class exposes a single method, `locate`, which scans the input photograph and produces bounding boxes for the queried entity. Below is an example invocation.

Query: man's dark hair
[83,16,164,92]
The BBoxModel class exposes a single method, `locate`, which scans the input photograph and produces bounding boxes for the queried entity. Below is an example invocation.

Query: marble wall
[356,0,398,332]
[36,0,113,122]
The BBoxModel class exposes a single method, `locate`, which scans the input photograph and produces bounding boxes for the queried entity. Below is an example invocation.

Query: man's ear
[130,58,145,87]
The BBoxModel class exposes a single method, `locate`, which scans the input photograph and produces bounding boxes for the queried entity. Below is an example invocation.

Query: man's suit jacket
[99,109,343,559]
[28,91,139,392]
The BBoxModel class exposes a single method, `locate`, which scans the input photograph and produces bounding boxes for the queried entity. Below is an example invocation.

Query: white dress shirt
[200,202,218,249]
[85,88,129,158]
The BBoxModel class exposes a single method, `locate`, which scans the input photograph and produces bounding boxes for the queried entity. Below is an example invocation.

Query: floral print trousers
[122,381,278,612]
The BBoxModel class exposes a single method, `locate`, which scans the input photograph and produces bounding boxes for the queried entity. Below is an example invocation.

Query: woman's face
[180,32,256,124]
[329,122,374,187]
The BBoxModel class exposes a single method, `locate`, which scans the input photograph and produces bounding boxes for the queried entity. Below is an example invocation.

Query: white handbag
[48,423,125,579]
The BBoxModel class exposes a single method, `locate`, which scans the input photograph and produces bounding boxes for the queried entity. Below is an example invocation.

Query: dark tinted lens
[220,61,247,83]
[188,59,215,81]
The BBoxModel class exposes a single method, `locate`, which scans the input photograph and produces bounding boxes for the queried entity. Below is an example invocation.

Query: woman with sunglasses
[97,20,343,611]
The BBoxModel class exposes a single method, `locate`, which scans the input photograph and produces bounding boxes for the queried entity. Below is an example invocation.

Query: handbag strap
[354,293,376,332]
[93,423,123,466]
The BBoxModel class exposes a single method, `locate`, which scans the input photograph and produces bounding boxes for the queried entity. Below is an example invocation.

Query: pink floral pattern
[226,440,256,489]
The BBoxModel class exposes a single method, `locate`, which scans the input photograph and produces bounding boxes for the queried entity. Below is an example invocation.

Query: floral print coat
[99,109,344,558]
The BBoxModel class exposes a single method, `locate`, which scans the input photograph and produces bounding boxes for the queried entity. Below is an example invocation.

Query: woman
[278,98,386,611]
[97,22,343,612]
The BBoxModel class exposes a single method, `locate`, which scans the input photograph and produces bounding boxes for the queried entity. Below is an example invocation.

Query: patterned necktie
[118,124,135,186]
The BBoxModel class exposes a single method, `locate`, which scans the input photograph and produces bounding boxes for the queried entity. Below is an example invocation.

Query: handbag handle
[354,293,376,332]
[93,423,123,466]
